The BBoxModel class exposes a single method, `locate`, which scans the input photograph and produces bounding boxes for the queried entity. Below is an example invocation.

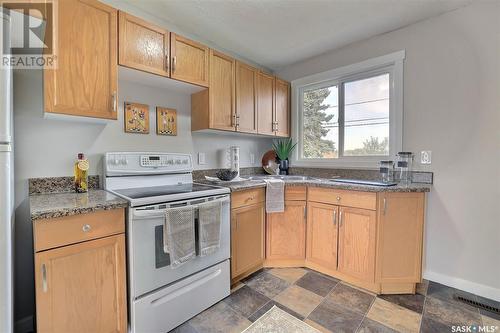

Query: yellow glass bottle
[74,153,89,193]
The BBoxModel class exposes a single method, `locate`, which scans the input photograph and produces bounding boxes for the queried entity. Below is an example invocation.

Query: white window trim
[291,50,405,169]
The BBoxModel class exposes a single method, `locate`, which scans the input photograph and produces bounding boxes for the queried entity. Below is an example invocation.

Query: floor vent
[456,295,500,314]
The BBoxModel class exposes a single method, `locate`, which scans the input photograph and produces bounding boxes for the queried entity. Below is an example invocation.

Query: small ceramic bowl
[216,169,238,181]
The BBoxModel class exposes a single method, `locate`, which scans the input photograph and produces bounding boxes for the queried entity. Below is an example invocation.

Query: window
[293,51,404,167]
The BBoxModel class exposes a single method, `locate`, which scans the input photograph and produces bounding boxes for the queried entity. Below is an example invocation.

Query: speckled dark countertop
[30,190,128,221]
[196,177,431,193]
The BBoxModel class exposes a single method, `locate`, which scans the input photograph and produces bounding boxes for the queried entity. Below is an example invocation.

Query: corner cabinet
[230,189,265,284]
[118,11,170,77]
[44,0,118,119]
[274,78,291,137]
[33,209,127,333]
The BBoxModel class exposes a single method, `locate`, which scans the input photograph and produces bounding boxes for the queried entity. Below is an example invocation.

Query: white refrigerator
[0,10,14,333]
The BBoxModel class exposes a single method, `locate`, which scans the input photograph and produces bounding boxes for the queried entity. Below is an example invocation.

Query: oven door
[128,194,230,298]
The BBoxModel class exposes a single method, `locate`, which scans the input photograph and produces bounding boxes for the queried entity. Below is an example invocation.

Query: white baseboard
[424,270,500,302]
[14,315,33,333]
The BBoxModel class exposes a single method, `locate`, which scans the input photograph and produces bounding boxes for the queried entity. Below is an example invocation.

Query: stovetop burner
[114,183,219,199]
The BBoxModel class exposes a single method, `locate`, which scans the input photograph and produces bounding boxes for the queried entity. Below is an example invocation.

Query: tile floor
[171,268,500,333]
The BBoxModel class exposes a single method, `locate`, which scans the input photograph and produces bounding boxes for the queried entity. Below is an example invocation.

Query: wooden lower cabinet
[35,234,127,333]
[231,202,265,283]
[266,201,306,262]
[306,202,338,270]
[337,206,376,283]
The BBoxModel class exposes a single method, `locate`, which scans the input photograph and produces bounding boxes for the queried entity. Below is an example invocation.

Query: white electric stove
[104,152,231,333]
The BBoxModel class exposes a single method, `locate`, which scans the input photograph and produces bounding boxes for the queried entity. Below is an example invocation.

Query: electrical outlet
[198,152,207,165]
[250,153,255,164]
[421,151,432,164]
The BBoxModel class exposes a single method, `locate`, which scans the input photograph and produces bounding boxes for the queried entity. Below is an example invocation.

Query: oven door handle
[133,197,229,219]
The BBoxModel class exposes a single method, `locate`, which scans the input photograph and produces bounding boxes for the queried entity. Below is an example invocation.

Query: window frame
[291,50,405,168]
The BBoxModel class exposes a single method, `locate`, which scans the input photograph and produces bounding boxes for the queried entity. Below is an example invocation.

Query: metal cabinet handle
[172,56,177,73]
[111,92,117,112]
[245,196,254,203]
[165,54,169,70]
[42,264,47,292]
[303,206,307,219]
[333,209,337,225]
[82,224,91,232]
[339,210,343,227]
[383,198,387,215]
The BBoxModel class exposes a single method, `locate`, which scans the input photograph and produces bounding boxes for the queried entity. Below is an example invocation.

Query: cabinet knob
[82,224,92,232]
[336,196,341,201]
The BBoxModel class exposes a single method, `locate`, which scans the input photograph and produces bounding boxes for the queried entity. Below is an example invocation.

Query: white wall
[12,69,272,323]
[277,2,500,300]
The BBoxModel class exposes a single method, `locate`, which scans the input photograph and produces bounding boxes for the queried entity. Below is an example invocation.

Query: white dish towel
[198,199,223,256]
[164,206,196,268]
[264,179,285,213]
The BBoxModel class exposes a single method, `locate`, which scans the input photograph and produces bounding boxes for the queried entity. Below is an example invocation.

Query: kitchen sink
[246,175,316,181]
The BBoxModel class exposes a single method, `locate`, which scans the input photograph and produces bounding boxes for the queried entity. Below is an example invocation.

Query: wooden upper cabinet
[266,201,306,261]
[35,234,127,333]
[338,206,376,283]
[275,78,290,137]
[376,193,425,284]
[44,0,118,119]
[235,62,258,133]
[209,50,235,131]
[306,202,338,270]
[231,202,265,280]
[257,71,275,136]
[171,33,209,87]
[118,11,169,77]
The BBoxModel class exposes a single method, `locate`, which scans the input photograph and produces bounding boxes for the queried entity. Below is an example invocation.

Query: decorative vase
[278,159,289,175]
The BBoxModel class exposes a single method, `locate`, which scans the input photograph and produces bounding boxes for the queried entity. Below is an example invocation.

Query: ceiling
[123,0,472,71]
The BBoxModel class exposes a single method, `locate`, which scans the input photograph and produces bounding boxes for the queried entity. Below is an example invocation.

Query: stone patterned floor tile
[223,285,270,317]
[419,316,452,333]
[169,321,199,333]
[427,281,478,312]
[304,319,333,333]
[273,285,324,317]
[367,298,421,333]
[356,318,398,333]
[188,302,251,333]
[482,314,500,328]
[308,301,364,333]
[326,283,375,315]
[339,281,377,297]
[268,267,308,284]
[245,271,290,298]
[241,269,266,284]
[247,300,305,322]
[416,279,429,296]
[379,293,426,313]
[295,271,339,297]
[230,281,245,293]
[423,296,481,327]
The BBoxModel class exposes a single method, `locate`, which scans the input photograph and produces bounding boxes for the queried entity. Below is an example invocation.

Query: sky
[320,73,390,153]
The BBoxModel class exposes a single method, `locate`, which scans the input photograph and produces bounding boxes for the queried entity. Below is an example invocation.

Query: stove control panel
[105,152,193,176]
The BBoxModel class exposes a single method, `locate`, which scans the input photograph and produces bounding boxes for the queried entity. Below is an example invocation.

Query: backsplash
[29,176,100,195]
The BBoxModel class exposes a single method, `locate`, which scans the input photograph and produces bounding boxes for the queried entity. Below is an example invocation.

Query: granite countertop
[30,190,129,221]
[196,176,431,193]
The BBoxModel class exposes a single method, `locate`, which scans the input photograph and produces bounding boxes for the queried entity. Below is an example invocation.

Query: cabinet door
[274,78,290,137]
[376,193,425,283]
[171,33,209,87]
[44,0,118,119]
[118,12,169,76]
[257,71,275,136]
[338,207,376,282]
[266,201,306,261]
[35,234,127,333]
[209,50,236,131]
[306,202,338,270]
[231,203,265,278]
[235,62,258,133]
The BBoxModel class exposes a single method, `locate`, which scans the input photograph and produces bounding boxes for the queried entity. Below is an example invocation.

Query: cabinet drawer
[308,187,376,210]
[34,209,125,252]
[231,188,265,209]
[285,186,306,201]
